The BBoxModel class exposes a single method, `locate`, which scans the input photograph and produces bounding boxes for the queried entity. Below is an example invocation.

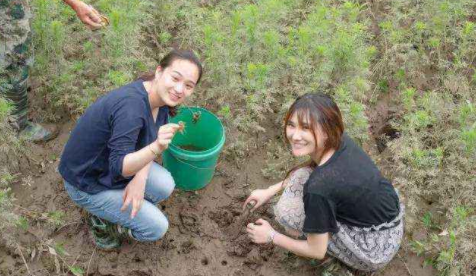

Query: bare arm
[63,0,103,28]
[244,170,303,208]
[119,123,179,217]
[120,162,151,218]
[243,181,283,211]
[121,142,162,177]
[247,219,329,260]
[121,123,179,177]
[267,181,285,195]
[272,232,328,260]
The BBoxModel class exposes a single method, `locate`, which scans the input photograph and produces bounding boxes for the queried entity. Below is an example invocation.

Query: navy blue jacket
[59,80,169,194]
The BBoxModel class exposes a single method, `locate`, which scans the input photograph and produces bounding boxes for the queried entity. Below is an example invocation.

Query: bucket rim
[167,106,226,161]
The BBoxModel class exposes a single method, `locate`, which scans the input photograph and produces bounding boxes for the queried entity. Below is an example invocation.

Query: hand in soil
[244,188,275,212]
[247,218,275,244]
[121,175,146,219]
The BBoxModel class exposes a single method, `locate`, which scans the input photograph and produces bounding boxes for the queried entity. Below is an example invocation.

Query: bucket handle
[168,153,218,170]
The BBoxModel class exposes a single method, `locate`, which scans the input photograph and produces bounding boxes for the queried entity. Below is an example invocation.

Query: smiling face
[283,93,344,166]
[285,110,327,159]
[154,59,200,106]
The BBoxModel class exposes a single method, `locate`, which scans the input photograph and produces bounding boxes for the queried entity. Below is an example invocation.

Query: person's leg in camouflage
[0,0,53,142]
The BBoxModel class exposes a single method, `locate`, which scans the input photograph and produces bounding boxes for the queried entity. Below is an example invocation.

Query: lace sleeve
[283,167,313,189]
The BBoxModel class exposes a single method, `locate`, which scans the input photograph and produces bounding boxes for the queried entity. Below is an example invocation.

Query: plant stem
[16,243,32,276]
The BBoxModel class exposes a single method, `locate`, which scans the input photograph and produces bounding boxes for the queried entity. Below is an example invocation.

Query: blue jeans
[64,162,175,242]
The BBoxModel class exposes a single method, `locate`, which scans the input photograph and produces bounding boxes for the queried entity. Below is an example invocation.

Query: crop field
[1,0,475,275]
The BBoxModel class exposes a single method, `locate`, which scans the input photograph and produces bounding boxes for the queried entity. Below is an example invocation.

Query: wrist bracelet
[267,230,278,244]
[148,144,159,156]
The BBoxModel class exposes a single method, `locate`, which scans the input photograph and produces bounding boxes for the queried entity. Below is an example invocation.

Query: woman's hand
[65,0,103,29]
[155,123,180,152]
[121,175,146,219]
[243,188,275,212]
[247,219,275,244]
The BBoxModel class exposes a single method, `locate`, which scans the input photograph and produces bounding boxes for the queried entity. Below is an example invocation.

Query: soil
[0,118,437,276]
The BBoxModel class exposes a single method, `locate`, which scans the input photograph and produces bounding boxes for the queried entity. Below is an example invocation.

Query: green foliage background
[0,0,475,274]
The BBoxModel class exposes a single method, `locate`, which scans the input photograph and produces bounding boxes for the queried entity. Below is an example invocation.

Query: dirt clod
[208,208,236,228]
[179,207,200,234]
[180,240,196,254]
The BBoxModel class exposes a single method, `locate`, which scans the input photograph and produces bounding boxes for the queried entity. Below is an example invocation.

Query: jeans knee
[162,171,175,198]
[133,213,169,242]
[148,163,175,201]
[147,217,168,241]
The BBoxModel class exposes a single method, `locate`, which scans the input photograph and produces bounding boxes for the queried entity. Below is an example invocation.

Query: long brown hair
[282,92,344,184]
[137,49,203,117]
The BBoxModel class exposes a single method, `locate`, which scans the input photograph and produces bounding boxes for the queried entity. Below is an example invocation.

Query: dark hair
[137,49,203,116]
[282,92,344,184]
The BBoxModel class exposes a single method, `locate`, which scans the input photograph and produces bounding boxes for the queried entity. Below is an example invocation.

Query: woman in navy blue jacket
[59,50,202,249]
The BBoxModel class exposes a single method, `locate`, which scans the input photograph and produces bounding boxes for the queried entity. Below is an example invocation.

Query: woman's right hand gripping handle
[243,188,276,212]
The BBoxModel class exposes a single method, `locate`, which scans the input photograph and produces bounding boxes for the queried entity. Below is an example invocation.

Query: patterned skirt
[274,167,404,272]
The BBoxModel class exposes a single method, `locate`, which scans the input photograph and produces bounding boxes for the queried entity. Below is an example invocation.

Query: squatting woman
[59,49,202,250]
[244,92,404,272]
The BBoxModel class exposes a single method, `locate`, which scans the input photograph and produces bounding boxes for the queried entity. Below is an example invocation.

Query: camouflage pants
[0,0,32,130]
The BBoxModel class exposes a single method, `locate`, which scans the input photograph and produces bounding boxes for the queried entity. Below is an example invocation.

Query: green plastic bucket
[163,107,225,191]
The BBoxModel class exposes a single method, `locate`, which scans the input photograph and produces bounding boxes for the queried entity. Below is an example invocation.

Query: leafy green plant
[412,207,475,275]
[20,0,476,274]
[31,0,149,117]
[47,211,66,227]
[380,1,476,274]
[150,0,372,166]
[0,159,22,249]
[43,240,85,275]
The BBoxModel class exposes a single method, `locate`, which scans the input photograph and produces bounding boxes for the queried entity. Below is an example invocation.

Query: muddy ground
[0,112,437,276]
[1,62,436,275]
